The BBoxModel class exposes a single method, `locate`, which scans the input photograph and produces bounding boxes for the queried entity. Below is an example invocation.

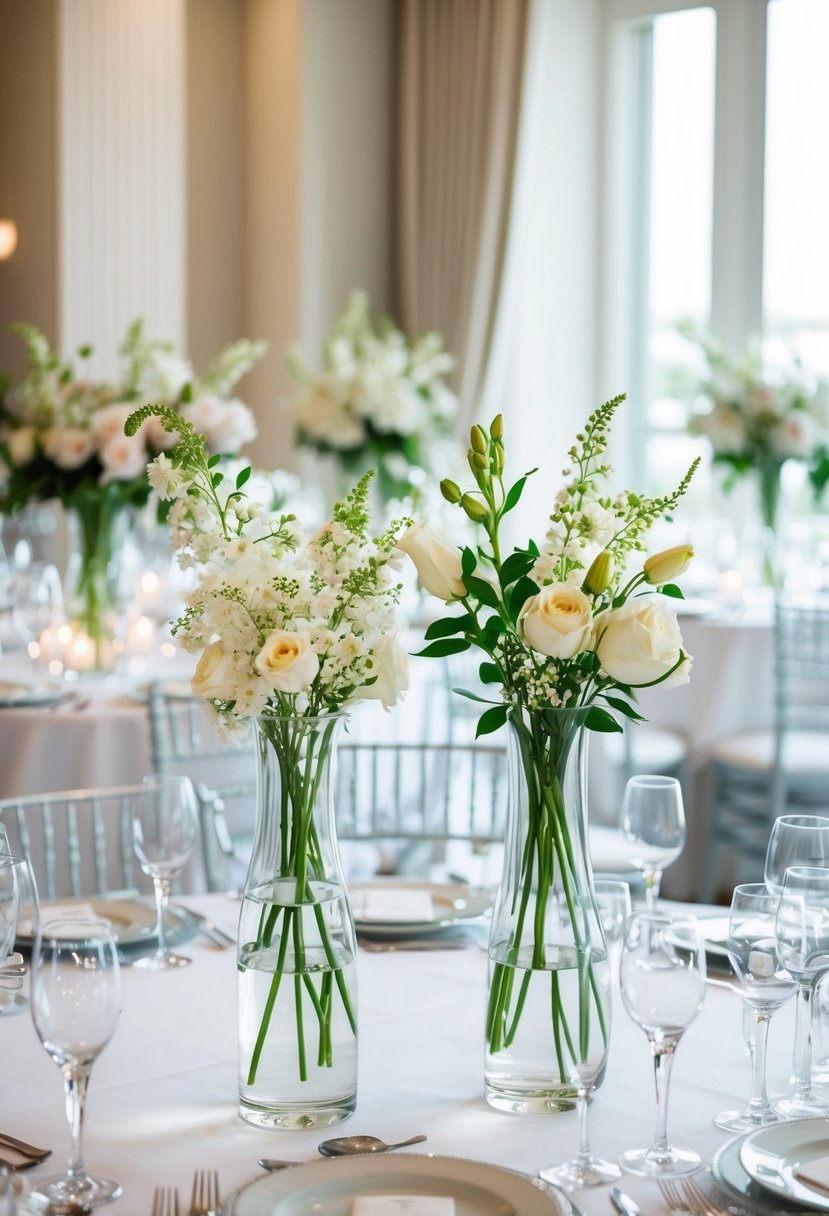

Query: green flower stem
[245,716,355,1087]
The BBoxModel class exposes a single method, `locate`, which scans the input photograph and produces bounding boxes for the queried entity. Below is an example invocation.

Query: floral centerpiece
[126,402,410,1127]
[681,324,829,581]
[0,320,265,668]
[288,289,458,509]
[399,396,697,1112]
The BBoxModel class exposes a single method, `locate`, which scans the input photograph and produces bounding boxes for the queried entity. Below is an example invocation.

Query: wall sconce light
[0,220,18,261]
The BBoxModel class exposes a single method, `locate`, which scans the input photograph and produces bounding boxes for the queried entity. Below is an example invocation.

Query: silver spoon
[317,1134,427,1157]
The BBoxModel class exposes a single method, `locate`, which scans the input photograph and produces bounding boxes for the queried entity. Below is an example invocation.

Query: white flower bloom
[147,452,186,500]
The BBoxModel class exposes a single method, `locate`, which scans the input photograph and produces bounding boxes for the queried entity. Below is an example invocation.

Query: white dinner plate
[17,897,187,948]
[228,1155,562,1216]
[712,1133,808,1214]
[0,678,66,708]
[351,880,492,938]
[740,1119,829,1211]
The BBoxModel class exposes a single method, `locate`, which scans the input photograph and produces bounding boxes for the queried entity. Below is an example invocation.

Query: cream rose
[518,583,593,660]
[255,630,320,693]
[91,402,135,444]
[359,633,410,710]
[99,434,148,483]
[595,595,692,688]
[396,522,465,601]
[181,396,257,454]
[192,642,237,700]
[6,425,36,467]
[42,426,96,470]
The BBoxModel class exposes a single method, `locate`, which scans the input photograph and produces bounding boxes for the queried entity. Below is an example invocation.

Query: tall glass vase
[64,493,132,672]
[237,712,358,1130]
[756,463,783,588]
[485,707,610,1114]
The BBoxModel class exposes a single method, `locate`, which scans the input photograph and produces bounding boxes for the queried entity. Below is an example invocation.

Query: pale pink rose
[144,414,180,451]
[42,427,96,470]
[98,434,147,483]
[91,403,136,444]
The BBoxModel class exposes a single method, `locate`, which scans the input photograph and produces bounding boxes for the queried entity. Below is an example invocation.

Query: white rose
[5,426,36,467]
[181,396,257,453]
[144,414,180,451]
[42,426,96,470]
[396,522,465,601]
[519,583,593,659]
[192,642,237,700]
[98,434,147,483]
[595,595,692,688]
[359,633,410,710]
[255,630,320,693]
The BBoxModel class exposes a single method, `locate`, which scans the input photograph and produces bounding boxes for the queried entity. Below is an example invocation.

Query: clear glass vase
[485,707,611,1114]
[64,495,133,673]
[237,712,358,1130]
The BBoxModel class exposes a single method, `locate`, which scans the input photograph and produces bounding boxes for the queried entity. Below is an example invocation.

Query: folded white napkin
[357,888,435,923]
[794,1155,829,1196]
[40,903,99,937]
[350,1198,454,1215]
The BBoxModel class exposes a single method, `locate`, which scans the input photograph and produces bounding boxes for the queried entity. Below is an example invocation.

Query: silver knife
[174,905,236,947]
[611,1188,642,1216]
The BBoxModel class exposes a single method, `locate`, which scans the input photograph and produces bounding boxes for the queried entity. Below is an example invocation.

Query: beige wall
[0,0,58,378]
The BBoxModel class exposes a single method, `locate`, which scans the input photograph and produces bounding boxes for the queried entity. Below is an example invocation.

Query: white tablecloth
[1,895,802,1216]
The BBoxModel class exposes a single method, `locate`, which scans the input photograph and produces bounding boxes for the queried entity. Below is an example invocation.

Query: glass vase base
[32,1173,123,1208]
[620,1146,701,1178]
[714,1105,782,1132]
[539,1156,621,1189]
[239,1094,356,1131]
[133,952,191,971]
[484,1081,576,1115]
[774,1091,829,1119]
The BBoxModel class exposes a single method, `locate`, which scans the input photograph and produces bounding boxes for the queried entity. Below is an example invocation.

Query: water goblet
[620,775,686,910]
[0,854,37,1016]
[765,815,829,895]
[714,883,797,1131]
[30,917,121,1207]
[593,879,632,985]
[619,911,706,1177]
[132,773,199,970]
[538,933,617,1189]
[774,865,829,1118]
[11,561,63,670]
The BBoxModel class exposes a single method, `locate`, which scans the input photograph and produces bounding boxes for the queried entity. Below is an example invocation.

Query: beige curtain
[396,0,530,431]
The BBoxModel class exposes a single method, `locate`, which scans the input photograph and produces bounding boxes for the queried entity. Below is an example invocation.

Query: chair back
[0,784,146,900]
[771,590,829,811]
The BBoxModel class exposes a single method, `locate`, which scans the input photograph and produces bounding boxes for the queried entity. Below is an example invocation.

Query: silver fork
[188,1170,220,1216]
[151,1186,180,1216]
[681,1174,732,1216]
[658,1176,728,1216]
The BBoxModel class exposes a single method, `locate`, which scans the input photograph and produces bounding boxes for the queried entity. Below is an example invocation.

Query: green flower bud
[469,450,489,471]
[440,478,462,504]
[461,493,490,523]
[490,413,503,440]
[470,425,487,454]
[583,549,613,596]
[644,544,694,585]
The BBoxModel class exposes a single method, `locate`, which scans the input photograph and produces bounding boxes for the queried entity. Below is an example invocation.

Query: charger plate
[712,1134,810,1214]
[740,1119,829,1212]
[0,678,66,708]
[228,1155,562,1216]
[17,897,189,949]
[351,880,492,939]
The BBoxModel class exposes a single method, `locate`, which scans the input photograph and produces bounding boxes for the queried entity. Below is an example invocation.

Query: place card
[351,1198,455,1215]
[357,888,434,923]
[795,1156,829,1196]
[40,904,99,937]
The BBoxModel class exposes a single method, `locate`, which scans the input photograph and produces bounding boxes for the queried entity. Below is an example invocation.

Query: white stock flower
[595,595,692,688]
[255,630,320,693]
[519,584,593,660]
[147,452,186,500]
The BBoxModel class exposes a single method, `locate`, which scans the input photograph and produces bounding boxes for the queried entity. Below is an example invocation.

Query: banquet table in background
[0,894,803,1216]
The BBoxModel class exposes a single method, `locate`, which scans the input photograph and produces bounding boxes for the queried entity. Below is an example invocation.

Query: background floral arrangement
[680,322,829,519]
[288,289,458,505]
[0,318,265,516]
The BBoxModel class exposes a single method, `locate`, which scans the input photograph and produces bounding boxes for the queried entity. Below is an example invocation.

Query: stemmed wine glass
[765,815,829,894]
[593,879,632,985]
[538,941,617,1189]
[132,774,199,970]
[0,853,37,1015]
[619,911,706,1177]
[620,776,686,910]
[774,865,829,1118]
[714,883,797,1131]
[30,917,121,1207]
[11,561,63,671]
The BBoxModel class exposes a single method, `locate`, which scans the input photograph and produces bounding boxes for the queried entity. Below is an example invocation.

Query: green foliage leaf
[479,661,501,684]
[604,695,647,723]
[207,453,222,468]
[452,688,501,705]
[424,613,474,640]
[412,638,471,659]
[585,706,623,733]
[236,465,252,490]
[475,704,508,738]
[659,583,684,599]
[211,472,224,488]
[509,575,538,621]
[503,471,536,514]
[498,550,535,589]
[463,574,501,610]
[461,546,477,579]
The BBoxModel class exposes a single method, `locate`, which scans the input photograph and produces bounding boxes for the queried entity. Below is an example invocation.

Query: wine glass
[714,883,797,1131]
[619,911,706,1177]
[774,865,829,1118]
[11,561,63,670]
[593,878,632,985]
[132,773,199,970]
[30,917,122,1207]
[765,815,829,894]
[538,940,617,1189]
[0,854,37,1015]
[620,776,686,910]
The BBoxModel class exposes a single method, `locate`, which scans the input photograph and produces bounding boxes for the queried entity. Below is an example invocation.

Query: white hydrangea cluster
[137,407,411,730]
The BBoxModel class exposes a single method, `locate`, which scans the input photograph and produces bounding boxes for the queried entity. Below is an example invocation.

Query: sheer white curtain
[396,0,530,431]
